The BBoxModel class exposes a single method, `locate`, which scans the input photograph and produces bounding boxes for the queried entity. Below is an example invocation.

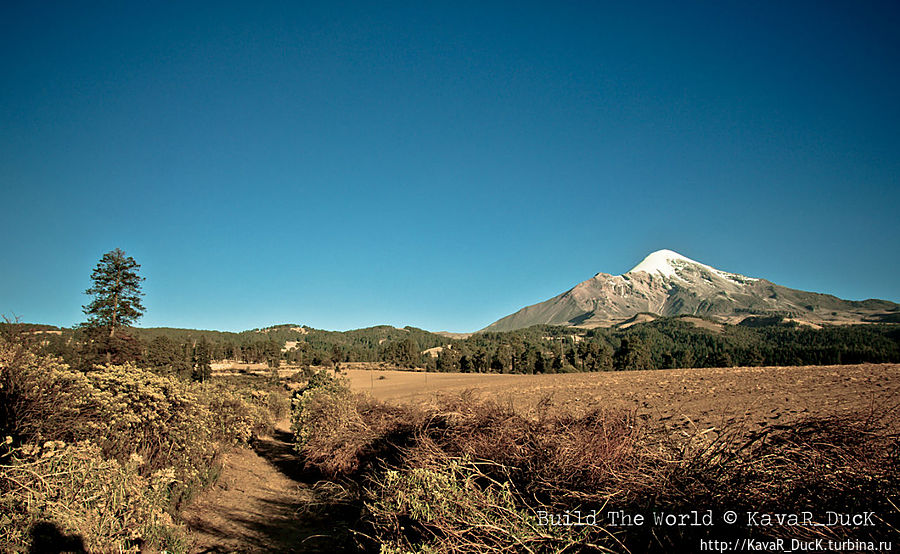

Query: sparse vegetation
[0,335,286,552]
[289,384,900,553]
[4,323,897,552]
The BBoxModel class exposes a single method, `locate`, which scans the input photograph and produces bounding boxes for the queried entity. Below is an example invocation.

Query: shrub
[292,386,900,553]
[368,456,605,554]
[262,388,291,421]
[0,336,288,549]
[80,364,222,504]
[411,396,643,504]
[201,387,258,445]
[644,413,900,544]
[0,440,190,553]
[291,371,375,476]
[0,342,102,444]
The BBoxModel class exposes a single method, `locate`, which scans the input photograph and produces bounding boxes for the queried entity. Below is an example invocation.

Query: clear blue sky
[2,1,898,333]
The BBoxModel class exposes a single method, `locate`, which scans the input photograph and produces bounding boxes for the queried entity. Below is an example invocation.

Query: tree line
[28,315,893,377]
[6,249,899,378]
[420,318,900,374]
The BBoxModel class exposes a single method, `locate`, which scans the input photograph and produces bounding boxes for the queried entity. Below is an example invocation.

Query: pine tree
[82,248,145,338]
[147,336,181,374]
[614,338,652,371]
[193,337,212,382]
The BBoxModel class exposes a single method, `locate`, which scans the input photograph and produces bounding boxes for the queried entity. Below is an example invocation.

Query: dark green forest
[5,315,899,378]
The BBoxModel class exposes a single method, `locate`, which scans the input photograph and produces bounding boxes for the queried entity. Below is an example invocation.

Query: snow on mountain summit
[482,248,898,332]
[626,249,701,278]
[626,249,758,283]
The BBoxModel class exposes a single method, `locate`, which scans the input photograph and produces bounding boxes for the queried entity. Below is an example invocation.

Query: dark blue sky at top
[2,1,898,332]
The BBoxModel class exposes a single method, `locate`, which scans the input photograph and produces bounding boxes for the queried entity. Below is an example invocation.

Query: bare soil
[182,419,358,553]
[345,363,900,433]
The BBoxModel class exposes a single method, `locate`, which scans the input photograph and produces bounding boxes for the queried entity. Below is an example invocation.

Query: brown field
[183,362,900,552]
[345,363,900,433]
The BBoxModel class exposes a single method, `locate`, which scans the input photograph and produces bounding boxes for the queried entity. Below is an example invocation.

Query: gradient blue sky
[2,1,898,333]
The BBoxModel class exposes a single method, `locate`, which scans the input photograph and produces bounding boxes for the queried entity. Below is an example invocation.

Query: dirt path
[181,419,358,553]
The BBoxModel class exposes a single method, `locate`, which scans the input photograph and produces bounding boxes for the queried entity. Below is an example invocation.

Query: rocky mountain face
[482,250,899,332]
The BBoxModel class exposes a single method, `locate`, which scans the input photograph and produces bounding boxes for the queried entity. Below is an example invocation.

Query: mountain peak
[482,248,900,332]
[626,249,700,278]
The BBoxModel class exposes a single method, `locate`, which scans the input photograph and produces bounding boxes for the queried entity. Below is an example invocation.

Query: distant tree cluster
[388,318,900,374]
[7,249,898,379]
[449,318,899,373]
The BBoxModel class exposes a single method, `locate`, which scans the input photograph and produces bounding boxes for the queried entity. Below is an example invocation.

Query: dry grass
[290,376,900,553]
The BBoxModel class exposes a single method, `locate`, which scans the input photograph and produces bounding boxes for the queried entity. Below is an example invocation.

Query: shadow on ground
[190,495,357,553]
[252,432,364,552]
[184,429,364,553]
[251,430,323,484]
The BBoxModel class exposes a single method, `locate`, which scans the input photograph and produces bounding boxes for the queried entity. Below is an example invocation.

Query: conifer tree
[82,248,145,338]
[193,337,212,382]
[147,336,180,374]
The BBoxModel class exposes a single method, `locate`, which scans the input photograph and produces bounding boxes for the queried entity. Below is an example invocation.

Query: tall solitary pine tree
[83,248,145,338]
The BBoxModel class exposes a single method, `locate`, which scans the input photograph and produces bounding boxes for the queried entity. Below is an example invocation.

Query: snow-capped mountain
[481,249,899,332]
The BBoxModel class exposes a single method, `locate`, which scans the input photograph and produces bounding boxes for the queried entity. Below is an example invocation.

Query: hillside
[484,249,900,332]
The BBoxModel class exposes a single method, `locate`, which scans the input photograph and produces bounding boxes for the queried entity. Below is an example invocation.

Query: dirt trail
[182,419,358,553]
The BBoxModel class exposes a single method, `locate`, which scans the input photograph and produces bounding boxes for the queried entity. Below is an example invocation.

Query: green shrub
[263,388,291,421]
[0,342,102,444]
[199,383,275,444]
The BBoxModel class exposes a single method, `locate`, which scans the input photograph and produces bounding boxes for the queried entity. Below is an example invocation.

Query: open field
[289,363,900,551]
[345,363,900,433]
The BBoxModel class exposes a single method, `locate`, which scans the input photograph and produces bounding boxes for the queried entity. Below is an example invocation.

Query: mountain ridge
[482,250,900,332]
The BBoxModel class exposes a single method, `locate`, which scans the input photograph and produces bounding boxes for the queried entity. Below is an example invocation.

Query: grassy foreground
[292,372,900,553]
